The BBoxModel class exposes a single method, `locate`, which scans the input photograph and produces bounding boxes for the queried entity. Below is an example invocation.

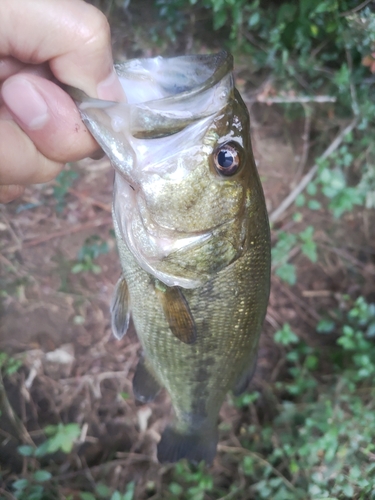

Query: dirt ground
[1,15,375,497]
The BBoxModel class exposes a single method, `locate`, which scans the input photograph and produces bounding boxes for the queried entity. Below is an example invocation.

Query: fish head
[69,52,255,288]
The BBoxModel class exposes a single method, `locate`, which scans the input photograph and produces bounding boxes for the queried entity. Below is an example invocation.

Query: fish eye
[213,143,241,176]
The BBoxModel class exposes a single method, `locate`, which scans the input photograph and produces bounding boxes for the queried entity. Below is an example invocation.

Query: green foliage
[80,483,135,500]
[53,169,79,213]
[71,235,109,274]
[168,461,214,500]
[34,423,81,456]
[12,469,55,500]
[233,296,375,499]
[154,0,375,218]
[274,323,299,346]
[233,390,259,408]
[0,351,22,376]
[11,424,79,499]
[272,227,317,285]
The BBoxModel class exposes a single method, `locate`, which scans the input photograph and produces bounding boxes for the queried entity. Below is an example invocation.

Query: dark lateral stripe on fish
[155,285,197,345]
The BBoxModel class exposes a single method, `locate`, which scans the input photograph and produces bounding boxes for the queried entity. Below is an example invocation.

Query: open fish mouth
[65,51,234,181]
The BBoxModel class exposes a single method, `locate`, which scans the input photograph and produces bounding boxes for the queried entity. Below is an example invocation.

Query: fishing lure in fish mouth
[67,51,271,465]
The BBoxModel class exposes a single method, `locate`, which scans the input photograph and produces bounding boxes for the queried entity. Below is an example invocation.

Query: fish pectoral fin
[157,424,218,465]
[155,284,197,345]
[111,277,130,340]
[133,357,162,404]
[232,354,258,396]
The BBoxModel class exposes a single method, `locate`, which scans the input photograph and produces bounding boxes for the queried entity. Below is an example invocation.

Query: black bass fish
[67,52,270,465]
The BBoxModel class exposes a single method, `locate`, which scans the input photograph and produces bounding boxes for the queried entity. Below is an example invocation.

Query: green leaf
[275,263,296,285]
[317,319,335,333]
[33,470,52,482]
[301,240,317,262]
[295,194,305,207]
[307,199,321,210]
[80,493,96,500]
[310,24,318,36]
[169,482,183,495]
[366,322,375,338]
[12,479,29,492]
[306,183,317,196]
[17,445,35,457]
[274,324,299,345]
[71,263,84,274]
[96,484,111,498]
[248,11,260,26]
[36,423,81,455]
[123,481,135,500]
[213,10,227,30]
[110,492,122,500]
[242,455,254,475]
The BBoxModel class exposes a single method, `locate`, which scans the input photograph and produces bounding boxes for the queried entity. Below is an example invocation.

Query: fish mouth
[66,52,234,182]
[113,176,242,289]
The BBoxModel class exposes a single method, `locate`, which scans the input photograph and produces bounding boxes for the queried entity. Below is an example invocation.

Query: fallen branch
[257,95,336,104]
[294,103,312,183]
[68,188,112,213]
[218,444,297,494]
[0,369,35,446]
[269,118,358,223]
[339,0,373,17]
[23,217,112,248]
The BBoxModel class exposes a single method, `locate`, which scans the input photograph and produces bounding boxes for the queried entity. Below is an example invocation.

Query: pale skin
[0,0,126,203]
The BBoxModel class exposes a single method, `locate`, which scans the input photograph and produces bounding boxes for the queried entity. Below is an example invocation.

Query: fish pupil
[218,150,234,168]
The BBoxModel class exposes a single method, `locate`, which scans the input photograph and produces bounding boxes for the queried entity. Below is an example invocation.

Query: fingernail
[2,77,49,130]
[97,69,127,102]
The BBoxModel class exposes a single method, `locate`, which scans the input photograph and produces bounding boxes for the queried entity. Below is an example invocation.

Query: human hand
[0,0,125,203]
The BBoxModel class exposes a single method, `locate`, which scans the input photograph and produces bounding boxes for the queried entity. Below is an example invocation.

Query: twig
[302,290,332,297]
[257,95,336,104]
[340,0,373,16]
[218,444,297,493]
[345,47,360,116]
[320,243,375,274]
[294,104,312,183]
[0,488,17,500]
[0,369,35,446]
[0,253,24,277]
[269,118,358,223]
[0,211,22,250]
[68,188,112,213]
[23,217,112,248]
[242,30,268,53]
[56,456,153,481]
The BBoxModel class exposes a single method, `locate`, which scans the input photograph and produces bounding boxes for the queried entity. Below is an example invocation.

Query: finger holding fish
[0,0,125,203]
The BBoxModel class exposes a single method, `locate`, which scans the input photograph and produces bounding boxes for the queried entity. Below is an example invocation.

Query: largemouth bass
[68,51,270,465]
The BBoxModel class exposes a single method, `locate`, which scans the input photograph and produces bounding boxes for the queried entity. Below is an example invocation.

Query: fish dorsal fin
[133,356,162,403]
[154,282,197,345]
[111,277,130,340]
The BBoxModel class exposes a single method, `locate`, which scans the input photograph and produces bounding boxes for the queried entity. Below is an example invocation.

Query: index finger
[0,0,125,100]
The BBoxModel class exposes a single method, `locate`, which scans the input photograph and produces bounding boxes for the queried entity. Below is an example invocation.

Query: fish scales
[66,51,271,465]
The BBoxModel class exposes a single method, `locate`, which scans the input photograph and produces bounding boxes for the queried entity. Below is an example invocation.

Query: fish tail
[157,424,218,465]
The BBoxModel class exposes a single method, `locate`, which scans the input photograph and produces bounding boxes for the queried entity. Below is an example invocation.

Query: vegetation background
[1,0,375,499]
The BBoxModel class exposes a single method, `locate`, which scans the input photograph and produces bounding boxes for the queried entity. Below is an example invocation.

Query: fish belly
[113,205,270,464]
